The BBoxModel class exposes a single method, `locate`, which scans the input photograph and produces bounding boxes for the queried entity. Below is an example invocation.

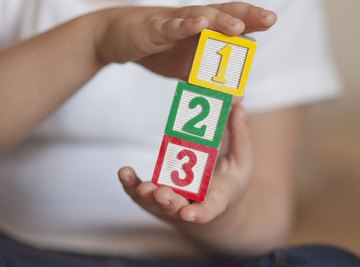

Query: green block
[165,81,232,148]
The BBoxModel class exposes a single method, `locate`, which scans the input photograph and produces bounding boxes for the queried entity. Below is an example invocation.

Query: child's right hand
[94,3,276,80]
[0,2,276,151]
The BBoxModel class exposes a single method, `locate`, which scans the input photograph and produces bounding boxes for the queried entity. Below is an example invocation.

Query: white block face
[197,38,248,90]
[173,90,223,141]
[157,143,209,194]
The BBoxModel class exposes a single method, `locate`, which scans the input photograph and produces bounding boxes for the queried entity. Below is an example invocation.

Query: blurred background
[287,0,360,255]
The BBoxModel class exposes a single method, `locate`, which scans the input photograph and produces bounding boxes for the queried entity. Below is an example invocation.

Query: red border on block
[152,135,218,202]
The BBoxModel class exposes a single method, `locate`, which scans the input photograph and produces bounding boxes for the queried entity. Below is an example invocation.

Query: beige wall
[327,0,360,94]
[288,1,360,254]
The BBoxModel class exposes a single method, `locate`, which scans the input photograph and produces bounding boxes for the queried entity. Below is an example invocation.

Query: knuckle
[175,5,216,18]
[134,186,142,197]
[216,12,231,20]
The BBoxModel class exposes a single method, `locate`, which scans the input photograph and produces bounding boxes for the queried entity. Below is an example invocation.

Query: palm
[118,102,252,226]
[136,35,199,81]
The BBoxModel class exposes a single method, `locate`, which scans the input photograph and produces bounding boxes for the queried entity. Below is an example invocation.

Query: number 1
[212,44,232,84]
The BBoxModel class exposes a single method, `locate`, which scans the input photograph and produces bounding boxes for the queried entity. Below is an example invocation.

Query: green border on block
[165,81,232,149]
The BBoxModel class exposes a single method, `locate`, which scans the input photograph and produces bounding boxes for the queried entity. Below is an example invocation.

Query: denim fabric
[0,233,359,267]
[259,245,360,267]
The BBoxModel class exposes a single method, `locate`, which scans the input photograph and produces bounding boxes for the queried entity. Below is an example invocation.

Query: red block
[152,135,218,202]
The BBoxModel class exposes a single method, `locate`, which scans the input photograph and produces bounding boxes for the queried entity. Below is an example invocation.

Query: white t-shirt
[0,0,340,257]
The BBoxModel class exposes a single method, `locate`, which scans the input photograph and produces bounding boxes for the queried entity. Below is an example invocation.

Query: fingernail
[193,16,206,26]
[121,174,131,186]
[260,9,273,19]
[158,198,170,207]
[183,212,196,222]
[227,17,240,27]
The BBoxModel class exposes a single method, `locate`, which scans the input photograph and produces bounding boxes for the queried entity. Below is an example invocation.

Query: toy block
[152,135,218,202]
[165,81,232,149]
[188,29,256,96]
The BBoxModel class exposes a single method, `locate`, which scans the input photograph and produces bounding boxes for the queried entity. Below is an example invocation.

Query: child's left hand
[118,99,253,247]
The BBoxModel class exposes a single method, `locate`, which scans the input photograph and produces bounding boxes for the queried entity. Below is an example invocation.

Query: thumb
[227,101,252,166]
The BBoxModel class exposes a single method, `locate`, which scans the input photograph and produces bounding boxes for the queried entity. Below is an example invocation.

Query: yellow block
[188,29,256,96]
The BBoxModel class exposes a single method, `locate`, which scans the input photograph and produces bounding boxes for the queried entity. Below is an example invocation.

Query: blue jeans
[0,233,359,267]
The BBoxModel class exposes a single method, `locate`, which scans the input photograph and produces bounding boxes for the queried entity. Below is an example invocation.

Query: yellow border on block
[188,29,257,96]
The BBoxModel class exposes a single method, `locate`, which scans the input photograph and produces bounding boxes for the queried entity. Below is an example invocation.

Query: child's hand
[118,100,253,240]
[95,3,276,79]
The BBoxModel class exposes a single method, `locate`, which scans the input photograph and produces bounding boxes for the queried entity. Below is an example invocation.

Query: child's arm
[0,3,275,151]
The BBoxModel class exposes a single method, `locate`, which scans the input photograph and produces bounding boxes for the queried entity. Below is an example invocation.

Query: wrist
[92,7,136,65]
[88,9,114,66]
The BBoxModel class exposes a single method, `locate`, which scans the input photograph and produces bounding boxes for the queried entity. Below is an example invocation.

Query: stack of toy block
[152,29,256,202]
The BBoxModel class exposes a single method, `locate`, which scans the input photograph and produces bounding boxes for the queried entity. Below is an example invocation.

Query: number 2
[171,149,197,187]
[182,96,210,137]
[212,44,232,84]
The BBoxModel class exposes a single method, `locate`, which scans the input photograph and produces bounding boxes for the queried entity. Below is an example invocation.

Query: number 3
[171,149,197,187]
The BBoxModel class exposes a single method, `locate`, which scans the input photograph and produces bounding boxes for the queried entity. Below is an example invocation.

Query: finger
[136,182,158,206]
[179,187,228,224]
[227,101,252,163]
[211,3,277,33]
[175,6,245,36]
[118,166,142,202]
[153,186,189,215]
[210,12,245,36]
[149,16,209,45]
[137,183,189,219]
[119,173,167,216]
[119,168,189,219]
